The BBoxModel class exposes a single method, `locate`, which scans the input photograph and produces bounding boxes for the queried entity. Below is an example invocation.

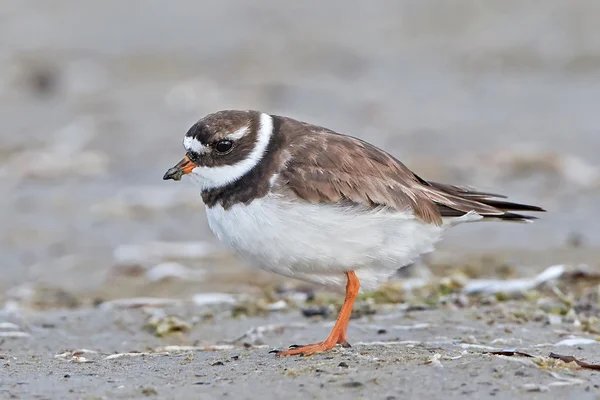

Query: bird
[163,110,545,356]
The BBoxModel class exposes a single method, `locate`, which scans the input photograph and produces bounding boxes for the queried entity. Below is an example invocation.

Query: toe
[276,341,339,357]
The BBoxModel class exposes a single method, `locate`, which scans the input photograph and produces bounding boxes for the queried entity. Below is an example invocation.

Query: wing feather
[277,119,544,225]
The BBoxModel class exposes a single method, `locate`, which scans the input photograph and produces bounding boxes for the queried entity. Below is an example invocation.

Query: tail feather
[427,181,546,223]
[427,181,508,199]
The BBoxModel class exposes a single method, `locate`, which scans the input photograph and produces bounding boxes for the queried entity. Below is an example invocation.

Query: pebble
[0,331,30,338]
[547,315,562,325]
[145,262,206,283]
[98,297,182,310]
[0,322,20,330]
[192,293,237,307]
[301,306,331,318]
[553,337,598,347]
[266,300,288,311]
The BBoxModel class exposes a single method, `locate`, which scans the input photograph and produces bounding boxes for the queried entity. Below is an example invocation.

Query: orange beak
[163,155,196,181]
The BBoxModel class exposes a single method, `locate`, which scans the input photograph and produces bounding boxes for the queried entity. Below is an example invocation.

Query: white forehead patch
[189,113,274,191]
[183,136,208,154]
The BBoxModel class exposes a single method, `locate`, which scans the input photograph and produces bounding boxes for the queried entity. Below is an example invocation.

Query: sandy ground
[2,1,600,399]
[3,297,600,400]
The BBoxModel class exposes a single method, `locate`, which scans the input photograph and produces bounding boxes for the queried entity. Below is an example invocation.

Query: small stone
[377,328,387,335]
[266,300,288,311]
[210,361,224,366]
[145,262,205,283]
[342,381,363,388]
[192,293,237,307]
[338,362,349,368]
[141,387,157,396]
[547,314,562,325]
[301,306,330,318]
[146,315,192,337]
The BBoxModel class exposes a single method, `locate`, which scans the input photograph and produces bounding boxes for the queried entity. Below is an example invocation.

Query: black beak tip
[163,167,182,181]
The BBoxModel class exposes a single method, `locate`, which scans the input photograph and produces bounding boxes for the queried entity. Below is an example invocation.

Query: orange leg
[277,271,360,357]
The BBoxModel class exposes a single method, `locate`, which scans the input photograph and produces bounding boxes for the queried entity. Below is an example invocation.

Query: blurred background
[1,0,599,309]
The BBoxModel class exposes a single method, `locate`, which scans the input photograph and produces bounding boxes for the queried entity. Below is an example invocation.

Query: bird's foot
[276,338,351,357]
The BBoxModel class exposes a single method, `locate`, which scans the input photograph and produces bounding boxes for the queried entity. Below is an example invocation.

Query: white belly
[205,193,445,289]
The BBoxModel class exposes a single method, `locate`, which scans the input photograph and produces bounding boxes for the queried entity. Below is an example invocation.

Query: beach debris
[141,387,158,397]
[146,314,192,337]
[487,350,534,358]
[424,353,443,368]
[104,343,271,360]
[490,337,524,346]
[445,351,468,360]
[522,383,549,392]
[266,300,288,312]
[145,262,206,283]
[342,381,364,388]
[231,299,271,318]
[552,337,598,347]
[562,264,600,282]
[549,352,600,370]
[458,343,503,351]
[192,293,237,307]
[0,331,30,338]
[521,373,584,391]
[354,340,422,347]
[391,323,431,330]
[105,344,270,359]
[463,265,565,295]
[69,355,94,363]
[355,322,430,333]
[547,315,562,325]
[301,305,333,318]
[154,345,238,353]
[231,323,306,346]
[55,349,98,363]
[546,372,585,387]
[55,349,98,357]
[98,297,182,310]
[0,322,21,330]
[104,351,169,360]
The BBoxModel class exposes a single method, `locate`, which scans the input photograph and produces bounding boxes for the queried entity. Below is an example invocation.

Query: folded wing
[281,127,545,226]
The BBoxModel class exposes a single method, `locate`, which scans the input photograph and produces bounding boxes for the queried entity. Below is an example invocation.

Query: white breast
[205,193,445,290]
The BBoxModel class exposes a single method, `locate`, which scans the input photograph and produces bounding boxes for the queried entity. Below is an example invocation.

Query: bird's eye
[214,140,233,154]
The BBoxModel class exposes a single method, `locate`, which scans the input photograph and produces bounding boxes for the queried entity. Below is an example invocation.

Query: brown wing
[278,121,544,226]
